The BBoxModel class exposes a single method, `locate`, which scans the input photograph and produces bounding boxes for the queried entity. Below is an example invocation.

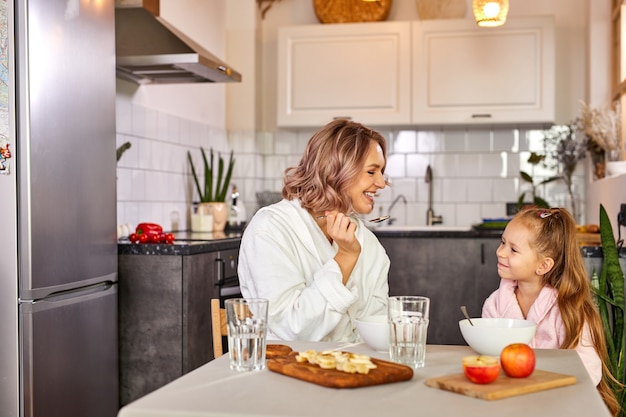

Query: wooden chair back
[211,299,228,358]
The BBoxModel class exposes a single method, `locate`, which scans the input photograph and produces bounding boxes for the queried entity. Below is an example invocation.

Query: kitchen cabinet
[378,236,501,345]
[412,16,555,125]
[277,21,411,127]
[118,245,239,406]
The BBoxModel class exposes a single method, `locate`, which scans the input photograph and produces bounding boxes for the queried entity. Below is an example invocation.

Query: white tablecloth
[118,342,611,417]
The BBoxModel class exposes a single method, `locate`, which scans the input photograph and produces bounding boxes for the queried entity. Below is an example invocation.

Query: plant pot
[191,202,228,232]
[211,202,228,232]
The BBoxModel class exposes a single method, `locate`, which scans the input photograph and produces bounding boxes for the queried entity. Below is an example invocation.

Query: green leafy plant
[591,204,625,413]
[517,152,558,211]
[187,147,235,203]
[116,142,132,162]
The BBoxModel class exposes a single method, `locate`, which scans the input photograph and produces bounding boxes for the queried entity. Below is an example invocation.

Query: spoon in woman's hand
[368,215,391,223]
[460,305,474,326]
[316,215,391,223]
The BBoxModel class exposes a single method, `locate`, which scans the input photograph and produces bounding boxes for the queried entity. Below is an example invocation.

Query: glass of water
[225,298,269,372]
[388,296,430,368]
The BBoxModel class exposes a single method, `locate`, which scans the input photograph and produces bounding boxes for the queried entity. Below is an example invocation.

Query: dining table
[117,341,611,417]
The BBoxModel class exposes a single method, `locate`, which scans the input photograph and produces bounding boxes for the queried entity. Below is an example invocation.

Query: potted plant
[187,147,235,232]
[591,204,625,415]
[579,100,622,178]
[516,152,555,212]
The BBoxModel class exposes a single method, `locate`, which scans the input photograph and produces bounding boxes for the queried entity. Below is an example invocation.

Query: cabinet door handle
[471,114,492,119]
[480,243,485,265]
[215,259,225,286]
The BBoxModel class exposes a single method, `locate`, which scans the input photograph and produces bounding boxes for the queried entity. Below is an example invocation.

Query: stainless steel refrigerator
[0,0,119,416]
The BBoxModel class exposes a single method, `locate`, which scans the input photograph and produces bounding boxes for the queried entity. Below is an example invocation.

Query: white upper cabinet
[412,16,555,126]
[277,21,411,127]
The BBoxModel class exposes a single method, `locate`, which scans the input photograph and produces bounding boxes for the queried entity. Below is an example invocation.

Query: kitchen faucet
[387,194,407,226]
[425,165,443,226]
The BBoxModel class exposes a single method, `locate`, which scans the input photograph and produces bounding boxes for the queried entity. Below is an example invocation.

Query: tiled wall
[115,101,232,231]
[264,126,586,228]
[116,104,586,231]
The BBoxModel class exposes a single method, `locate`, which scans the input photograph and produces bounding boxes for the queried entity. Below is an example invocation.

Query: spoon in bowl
[460,305,474,326]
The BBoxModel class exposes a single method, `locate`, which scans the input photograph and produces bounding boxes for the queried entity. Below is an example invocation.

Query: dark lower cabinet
[378,237,501,345]
[118,251,220,406]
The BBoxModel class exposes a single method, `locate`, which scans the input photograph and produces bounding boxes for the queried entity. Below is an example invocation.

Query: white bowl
[459,318,537,356]
[606,161,626,177]
[355,315,389,352]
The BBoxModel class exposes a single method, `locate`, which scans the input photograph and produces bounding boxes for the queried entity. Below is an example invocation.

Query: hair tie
[539,210,552,219]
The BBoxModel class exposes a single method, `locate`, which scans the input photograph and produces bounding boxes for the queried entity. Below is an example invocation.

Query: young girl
[482,207,619,415]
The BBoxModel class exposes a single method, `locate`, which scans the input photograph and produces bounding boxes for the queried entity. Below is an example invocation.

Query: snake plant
[187,147,235,203]
[591,204,625,413]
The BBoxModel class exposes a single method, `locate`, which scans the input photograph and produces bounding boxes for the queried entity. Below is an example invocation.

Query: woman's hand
[325,212,361,285]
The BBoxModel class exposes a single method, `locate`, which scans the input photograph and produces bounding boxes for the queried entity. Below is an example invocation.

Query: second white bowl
[355,315,389,352]
[459,317,537,356]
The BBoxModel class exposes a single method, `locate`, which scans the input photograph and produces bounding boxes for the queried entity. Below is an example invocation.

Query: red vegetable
[130,223,175,244]
[136,223,163,239]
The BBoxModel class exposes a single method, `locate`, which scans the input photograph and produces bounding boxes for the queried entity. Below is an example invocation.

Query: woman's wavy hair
[282,119,387,214]
[514,206,620,415]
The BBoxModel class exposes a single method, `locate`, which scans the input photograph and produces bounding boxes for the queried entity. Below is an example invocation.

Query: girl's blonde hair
[282,119,387,214]
[514,206,620,415]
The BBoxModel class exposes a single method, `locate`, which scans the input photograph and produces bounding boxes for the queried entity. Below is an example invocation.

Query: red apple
[500,343,536,378]
[462,355,501,384]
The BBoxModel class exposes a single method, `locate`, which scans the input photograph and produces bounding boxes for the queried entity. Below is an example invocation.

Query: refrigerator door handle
[20,281,116,307]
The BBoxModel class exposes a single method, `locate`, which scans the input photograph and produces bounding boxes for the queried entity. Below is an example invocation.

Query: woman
[238,119,390,342]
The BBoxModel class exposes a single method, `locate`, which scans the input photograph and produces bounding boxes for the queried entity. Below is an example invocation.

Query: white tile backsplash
[467,129,492,152]
[385,154,406,177]
[416,130,444,152]
[116,104,587,230]
[406,153,429,178]
[467,179,493,202]
[442,130,466,152]
[392,130,417,153]
[493,129,516,152]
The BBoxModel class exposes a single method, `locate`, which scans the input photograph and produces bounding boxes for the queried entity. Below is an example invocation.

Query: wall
[251,0,592,228]
[116,0,239,231]
[116,0,611,232]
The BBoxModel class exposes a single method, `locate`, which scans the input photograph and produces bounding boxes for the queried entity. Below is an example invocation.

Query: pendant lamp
[472,0,509,27]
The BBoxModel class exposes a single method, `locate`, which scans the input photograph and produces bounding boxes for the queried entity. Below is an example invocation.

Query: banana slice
[295,350,377,374]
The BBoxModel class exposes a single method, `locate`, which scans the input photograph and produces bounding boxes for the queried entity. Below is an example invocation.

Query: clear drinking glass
[388,296,430,368]
[225,298,269,372]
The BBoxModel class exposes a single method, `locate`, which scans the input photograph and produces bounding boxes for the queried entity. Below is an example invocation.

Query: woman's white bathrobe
[238,199,390,342]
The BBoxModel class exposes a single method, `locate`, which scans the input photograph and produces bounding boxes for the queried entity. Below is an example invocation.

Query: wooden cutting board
[267,348,414,388]
[425,369,576,400]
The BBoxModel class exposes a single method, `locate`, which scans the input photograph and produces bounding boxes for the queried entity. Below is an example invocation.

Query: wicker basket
[313,0,392,24]
[415,0,466,20]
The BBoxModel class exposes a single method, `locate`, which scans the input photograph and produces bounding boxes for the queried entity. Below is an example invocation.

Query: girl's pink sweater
[482,279,602,385]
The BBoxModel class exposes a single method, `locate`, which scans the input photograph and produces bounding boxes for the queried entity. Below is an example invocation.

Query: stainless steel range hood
[115,5,241,84]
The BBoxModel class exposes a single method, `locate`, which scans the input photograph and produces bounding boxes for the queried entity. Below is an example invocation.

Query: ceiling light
[472,0,509,27]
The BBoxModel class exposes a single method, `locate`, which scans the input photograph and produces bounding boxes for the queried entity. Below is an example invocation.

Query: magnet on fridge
[0,137,11,174]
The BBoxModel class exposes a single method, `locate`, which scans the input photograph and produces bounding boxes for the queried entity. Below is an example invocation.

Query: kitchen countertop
[117,226,503,256]
[117,227,620,257]
[117,230,243,256]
